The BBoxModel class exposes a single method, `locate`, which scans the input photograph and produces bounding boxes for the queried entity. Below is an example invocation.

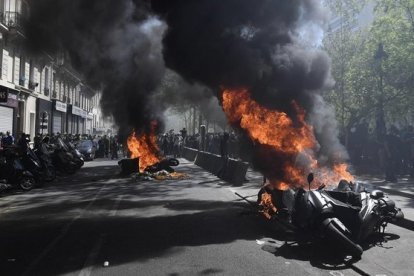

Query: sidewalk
[357,175,414,198]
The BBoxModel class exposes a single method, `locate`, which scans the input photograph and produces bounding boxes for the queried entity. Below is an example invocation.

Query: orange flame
[127,123,161,172]
[222,88,353,189]
[259,192,277,219]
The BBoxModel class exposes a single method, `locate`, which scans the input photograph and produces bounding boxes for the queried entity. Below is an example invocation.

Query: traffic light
[40,112,49,132]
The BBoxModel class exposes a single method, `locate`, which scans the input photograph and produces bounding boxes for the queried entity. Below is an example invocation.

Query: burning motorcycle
[257,173,404,258]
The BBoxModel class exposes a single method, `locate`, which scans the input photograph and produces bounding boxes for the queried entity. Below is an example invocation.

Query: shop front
[52,100,67,135]
[0,86,18,135]
[71,105,84,135]
[86,113,94,135]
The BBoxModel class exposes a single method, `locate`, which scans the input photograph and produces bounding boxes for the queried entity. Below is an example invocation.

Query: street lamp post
[374,43,388,140]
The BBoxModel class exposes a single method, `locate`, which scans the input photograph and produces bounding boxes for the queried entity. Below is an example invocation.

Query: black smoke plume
[151,0,349,171]
[25,0,349,175]
[25,0,166,137]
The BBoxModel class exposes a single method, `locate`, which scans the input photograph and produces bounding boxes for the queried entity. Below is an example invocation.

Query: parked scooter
[0,147,36,191]
[66,141,84,169]
[32,143,56,183]
[258,174,404,258]
[50,138,79,174]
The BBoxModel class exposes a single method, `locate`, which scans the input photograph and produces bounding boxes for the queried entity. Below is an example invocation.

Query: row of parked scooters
[0,137,85,191]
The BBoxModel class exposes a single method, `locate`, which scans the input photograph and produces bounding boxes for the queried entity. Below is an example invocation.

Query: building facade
[0,0,111,138]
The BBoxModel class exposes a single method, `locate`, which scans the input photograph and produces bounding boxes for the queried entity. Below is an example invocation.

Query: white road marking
[22,183,107,276]
[78,235,105,276]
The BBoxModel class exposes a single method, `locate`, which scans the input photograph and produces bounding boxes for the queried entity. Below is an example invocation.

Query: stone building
[0,0,112,138]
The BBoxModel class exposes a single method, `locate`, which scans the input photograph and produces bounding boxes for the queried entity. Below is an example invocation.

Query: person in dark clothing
[2,131,14,146]
[384,129,400,182]
[217,132,230,178]
[103,136,110,158]
[180,128,187,146]
[17,133,29,155]
[161,134,169,155]
[404,126,414,177]
[111,136,119,160]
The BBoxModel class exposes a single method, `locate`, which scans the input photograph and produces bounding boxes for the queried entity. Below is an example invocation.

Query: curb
[392,218,414,231]
[375,186,414,199]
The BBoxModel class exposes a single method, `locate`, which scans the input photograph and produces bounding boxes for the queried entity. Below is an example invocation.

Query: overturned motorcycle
[256,173,404,258]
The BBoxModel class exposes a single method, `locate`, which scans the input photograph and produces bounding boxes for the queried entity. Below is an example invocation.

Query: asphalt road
[0,159,413,276]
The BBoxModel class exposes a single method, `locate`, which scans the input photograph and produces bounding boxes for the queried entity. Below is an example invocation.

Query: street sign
[0,88,8,103]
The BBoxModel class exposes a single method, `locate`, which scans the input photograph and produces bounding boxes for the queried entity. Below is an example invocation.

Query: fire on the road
[221,88,353,192]
[127,124,161,172]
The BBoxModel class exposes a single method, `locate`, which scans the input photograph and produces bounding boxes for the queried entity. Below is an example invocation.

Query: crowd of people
[0,131,123,160]
[175,124,414,182]
[346,125,414,181]
[3,122,414,182]
[157,128,241,160]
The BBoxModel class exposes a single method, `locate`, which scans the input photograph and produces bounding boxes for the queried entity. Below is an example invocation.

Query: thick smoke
[151,0,347,165]
[25,0,166,137]
[153,70,228,128]
[25,0,349,169]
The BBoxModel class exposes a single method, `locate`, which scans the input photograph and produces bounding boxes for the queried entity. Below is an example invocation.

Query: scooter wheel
[168,158,179,167]
[44,166,56,182]
[67,165,77,174]
[19,176,36,191]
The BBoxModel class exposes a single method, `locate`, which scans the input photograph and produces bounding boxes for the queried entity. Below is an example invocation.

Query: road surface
[0,158,413,276]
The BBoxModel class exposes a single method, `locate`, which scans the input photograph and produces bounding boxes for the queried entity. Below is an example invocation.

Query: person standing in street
[111,136,119,160]
[2,131,14,146]
[217,132,229,178]
[17,133,28,155]
[103,135,110,158]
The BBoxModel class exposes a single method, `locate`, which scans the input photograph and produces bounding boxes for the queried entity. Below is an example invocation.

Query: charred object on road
[256,174,404,258]
[118,157,186,181]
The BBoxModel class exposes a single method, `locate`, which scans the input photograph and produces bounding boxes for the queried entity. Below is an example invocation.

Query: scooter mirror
[307,173,314,185]
[307,173,314,191]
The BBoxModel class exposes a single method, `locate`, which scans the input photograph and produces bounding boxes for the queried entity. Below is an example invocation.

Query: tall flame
[222,88,353,189]
[127,122,161,172]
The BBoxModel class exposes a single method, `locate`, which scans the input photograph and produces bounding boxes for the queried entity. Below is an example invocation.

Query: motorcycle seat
[326,191,362,207]
[323,191,361,211]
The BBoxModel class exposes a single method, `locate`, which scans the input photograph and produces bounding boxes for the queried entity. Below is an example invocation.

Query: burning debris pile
[222,88,353,190]
[119,123,187,181]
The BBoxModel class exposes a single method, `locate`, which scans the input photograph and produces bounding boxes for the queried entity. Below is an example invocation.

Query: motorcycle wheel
[19,176,36,191]
[168,158,179,167]
[43,166,56,182]
[65,165,77,174]
[324,218,363,258]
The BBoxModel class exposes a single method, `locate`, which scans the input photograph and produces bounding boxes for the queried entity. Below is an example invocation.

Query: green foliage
[322,0,414,136]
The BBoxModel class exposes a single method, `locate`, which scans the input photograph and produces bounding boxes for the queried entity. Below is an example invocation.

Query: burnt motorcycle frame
[259,179,403,258]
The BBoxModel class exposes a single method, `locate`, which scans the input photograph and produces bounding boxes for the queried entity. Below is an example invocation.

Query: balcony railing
[1,12,23,29]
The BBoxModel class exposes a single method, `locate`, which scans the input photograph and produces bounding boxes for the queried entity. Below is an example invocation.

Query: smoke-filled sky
[25,0,348,166]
